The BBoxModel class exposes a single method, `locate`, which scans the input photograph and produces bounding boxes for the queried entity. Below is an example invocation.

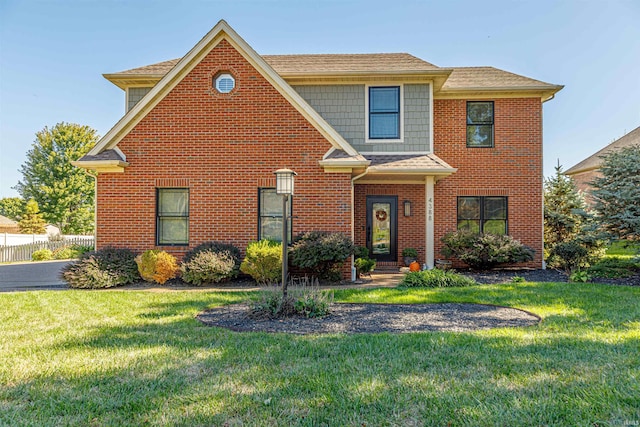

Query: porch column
[425,176,435,269]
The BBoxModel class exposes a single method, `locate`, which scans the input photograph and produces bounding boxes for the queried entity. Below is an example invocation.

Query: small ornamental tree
[18,199,46,234]
[591,145,640,242]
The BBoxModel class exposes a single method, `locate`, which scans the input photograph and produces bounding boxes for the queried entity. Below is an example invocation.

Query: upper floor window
[368,86,401,140]
[259,188,292,242]
[215,73,235,94]
[157,188,189,246]
[457,196,507,235]
[467,101,494,147]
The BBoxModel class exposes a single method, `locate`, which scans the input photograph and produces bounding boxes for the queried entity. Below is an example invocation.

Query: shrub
[399,269,477,288]
[135,250,179,285]
[183,241,241,266]
[251,286,333,318]
[441,230,535,270]
[353,246,376,278]
[587,256,639,279]
[60,247,140,289]
[181,250,237,285]
[402,248,418,258]
[569,270,592,283]
[240,240,282,285]
[289,231,354,281]
[549,241,589,274]
[52,246,78,260]
[32,249,53,261]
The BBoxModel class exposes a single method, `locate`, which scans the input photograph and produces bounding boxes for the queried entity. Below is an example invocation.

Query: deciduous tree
[15,123,97,234]
[0,197,26,221]
[18,199,46,234]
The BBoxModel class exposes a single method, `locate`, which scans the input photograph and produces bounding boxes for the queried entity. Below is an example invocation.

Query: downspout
[350,169,369,281]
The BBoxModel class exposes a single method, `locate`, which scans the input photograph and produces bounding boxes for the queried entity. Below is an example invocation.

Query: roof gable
[83,20,358,162]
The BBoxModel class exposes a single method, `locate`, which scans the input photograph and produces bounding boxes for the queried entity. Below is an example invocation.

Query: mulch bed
[197,302,540,334]
[459,268,639,286]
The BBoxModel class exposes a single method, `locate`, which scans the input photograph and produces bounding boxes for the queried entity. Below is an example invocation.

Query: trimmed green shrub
[251,286,333,318]
[60,247,140,289]
[289,231,354,281]
[52,246,78,260]
[399,269,477,288]
[135,250,179,284]
[441,230,534,270]
[353,245,376,278]
[181,250,237,285]
[240,240,282,285]
[32,249,53,261]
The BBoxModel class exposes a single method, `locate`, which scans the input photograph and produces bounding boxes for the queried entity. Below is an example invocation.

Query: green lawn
[1,283,639,426]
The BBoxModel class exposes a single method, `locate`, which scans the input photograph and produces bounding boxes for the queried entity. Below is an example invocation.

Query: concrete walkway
[0,260,71,291]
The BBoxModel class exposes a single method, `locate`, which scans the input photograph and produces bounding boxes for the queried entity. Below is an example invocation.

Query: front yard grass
[1,282,638,426]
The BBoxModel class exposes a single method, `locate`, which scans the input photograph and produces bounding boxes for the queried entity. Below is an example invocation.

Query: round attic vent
[215,73,235,94]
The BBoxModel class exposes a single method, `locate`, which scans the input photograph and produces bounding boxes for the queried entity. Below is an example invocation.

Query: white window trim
[365,84,404,143]
[215,73,235,93]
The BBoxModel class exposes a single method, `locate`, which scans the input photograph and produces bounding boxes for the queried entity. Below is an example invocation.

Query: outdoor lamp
[404,200,412,217]
[275,168,297,195]
[274,168,296,297]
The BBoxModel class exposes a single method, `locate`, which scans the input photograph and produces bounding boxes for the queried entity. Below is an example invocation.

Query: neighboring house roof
[565,126,640,175]
[0,215,18,227]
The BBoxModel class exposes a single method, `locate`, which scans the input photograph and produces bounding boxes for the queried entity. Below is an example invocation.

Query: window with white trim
[368,86,401,140]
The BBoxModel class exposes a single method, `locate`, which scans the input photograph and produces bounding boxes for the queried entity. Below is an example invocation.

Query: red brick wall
[354,184,426,266]
[433,98,544,267]
[96,39,352,264]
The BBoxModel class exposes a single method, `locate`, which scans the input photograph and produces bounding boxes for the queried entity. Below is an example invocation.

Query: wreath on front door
[375,210,388,221]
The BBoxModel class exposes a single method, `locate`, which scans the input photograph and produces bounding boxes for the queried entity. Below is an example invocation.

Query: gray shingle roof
[106,55,560,91]
[77,149,125,162]
[565,126,640,175]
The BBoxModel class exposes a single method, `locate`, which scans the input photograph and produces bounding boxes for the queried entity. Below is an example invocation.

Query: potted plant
[402,248,418,266]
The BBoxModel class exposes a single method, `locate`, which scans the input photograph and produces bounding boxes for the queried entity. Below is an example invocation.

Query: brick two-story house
[74,20,562,276]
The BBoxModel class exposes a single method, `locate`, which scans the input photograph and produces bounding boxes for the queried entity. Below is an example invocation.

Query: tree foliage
[18,199,46,234]
[591,145,640,242]
[544,164,605,271]
[15,122,98,234]
[0,197,26,221]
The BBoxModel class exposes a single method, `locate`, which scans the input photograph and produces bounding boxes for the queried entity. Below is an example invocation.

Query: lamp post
[275,168,296,298]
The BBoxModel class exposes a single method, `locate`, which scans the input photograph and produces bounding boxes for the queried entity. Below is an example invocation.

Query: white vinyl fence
[0,236,95,263]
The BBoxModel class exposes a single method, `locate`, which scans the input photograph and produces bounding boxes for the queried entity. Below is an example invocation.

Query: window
[457,196,507,235]
[259,188,292,242]
[156,189,189,245]
[215,73,235,93]
[467,101,494,147]
[368,86,401,140]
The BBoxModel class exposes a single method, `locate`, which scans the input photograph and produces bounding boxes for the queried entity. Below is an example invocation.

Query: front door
[366,196,398,262]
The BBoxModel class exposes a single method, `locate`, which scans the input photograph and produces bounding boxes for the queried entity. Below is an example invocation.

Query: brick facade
[433,98,544,267]
[96,39,352,259]
[568,169,599,207]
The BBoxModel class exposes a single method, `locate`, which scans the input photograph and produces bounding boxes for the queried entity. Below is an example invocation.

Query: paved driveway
[0,261,71,291]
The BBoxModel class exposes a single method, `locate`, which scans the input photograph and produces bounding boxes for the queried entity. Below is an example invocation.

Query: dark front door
[366,196,398,262]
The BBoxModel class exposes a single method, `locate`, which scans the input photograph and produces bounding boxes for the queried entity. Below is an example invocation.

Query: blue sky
[1,0,639,198]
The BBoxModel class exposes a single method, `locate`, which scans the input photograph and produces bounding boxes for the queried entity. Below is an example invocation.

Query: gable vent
[215,73,235,93]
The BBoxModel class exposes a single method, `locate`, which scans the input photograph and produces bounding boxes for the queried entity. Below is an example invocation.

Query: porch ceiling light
[404,200,411,217]
[275,168,297,195]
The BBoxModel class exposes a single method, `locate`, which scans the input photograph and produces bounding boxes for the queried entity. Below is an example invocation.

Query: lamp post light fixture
[274,168,296,298]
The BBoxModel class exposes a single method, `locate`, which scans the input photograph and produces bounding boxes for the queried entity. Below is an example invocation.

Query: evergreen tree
[18,199,46,234]
[15,123,97,234]
[544,164,605,271]
[591,145,640,242]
